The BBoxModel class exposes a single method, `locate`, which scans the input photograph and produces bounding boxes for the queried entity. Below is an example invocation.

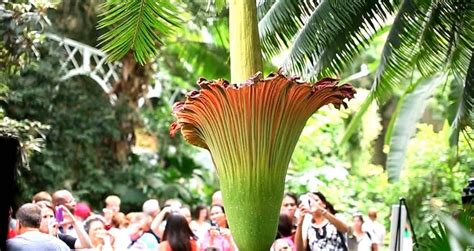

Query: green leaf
[441,213,474,247]
[386,75,444,181]
[449,52,474,146]
[328,0,473,147]
[157,17,230,85]
[208,0,227,11]
[370,0,474,104]
[384,78,422,145]
[415,1,473,77]
[258,0,395,79]
[97,0,181,65]
[257,0,276,20]
[258,0,314,58]
[370,0,430,104]
[447,2,474,82]
[171,41,230,79]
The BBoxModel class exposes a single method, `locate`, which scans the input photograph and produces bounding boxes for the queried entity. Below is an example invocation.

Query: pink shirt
[199,231,235,251]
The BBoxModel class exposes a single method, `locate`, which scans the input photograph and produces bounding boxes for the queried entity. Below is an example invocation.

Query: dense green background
[1,0,472,245]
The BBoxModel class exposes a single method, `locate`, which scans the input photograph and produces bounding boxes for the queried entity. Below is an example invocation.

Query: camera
[210,220,221,234]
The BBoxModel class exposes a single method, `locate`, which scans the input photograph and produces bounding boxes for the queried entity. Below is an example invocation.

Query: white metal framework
[46,33,120,102]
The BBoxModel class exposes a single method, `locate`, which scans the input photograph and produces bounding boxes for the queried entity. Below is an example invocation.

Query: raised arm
[320,210,349,233]
[307,193,349,233]
[59,205,93,248]
[151,207,172,239]
[295,206,309,251]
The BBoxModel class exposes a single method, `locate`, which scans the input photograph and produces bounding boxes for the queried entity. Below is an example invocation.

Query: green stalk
[229,0,263,83]
[227,2,275,249]
[220,174,286,251]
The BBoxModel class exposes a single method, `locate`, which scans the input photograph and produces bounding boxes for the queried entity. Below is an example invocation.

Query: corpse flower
[170,70,355,250]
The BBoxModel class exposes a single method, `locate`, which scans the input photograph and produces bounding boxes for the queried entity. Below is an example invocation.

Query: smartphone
[56,207,63,223]
[299,194,312,209]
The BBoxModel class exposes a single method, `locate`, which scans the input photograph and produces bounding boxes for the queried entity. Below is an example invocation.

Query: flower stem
[229,0,263,83]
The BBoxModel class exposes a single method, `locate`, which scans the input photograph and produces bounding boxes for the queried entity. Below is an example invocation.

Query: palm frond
[258,0,316,58]
[417,221,450,250]
[386,75,443,181]
[97,0,180,65]
[261,0,395,80]
[156,15,230,87]
[257,0,277,20]
[449,52,474,146]
[446,1,474,146]
[371,0,473,104]
[415,1,474,76]
[370,0,430,103]
[339,0,473,144]
[448,2,474,82]
[417,211,474,251]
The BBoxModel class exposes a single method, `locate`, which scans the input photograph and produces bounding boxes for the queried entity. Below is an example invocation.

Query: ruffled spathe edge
[170,71,356,149]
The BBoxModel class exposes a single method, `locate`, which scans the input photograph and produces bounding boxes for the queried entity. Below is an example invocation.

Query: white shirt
[362,219,385,246]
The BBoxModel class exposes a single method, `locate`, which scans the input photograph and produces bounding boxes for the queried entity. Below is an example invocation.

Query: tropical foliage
[96,0,473,181]
[3,41,218,210]
[257,0,474,181]
[2,1,472,249]
[0,1,54,170]
[287,101,473,237]
[97,0,181,64]
[1,0,221,210]
[416,210,474,250]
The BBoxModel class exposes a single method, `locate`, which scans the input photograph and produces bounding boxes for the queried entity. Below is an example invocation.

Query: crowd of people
[7,190,386,251]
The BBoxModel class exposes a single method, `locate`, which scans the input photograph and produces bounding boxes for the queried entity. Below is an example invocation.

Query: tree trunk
[111,53,152,164]
[372,97,397,166]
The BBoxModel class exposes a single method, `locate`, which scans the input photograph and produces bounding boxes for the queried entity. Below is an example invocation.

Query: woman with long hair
[295,192,349,251]
[159,213,198,251]
[190,205,211,240]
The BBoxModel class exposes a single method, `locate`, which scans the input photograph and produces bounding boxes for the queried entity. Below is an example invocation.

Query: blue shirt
[7,231,70,251]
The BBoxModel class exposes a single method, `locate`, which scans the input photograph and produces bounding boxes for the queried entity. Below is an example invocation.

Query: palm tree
[257,0,473,181]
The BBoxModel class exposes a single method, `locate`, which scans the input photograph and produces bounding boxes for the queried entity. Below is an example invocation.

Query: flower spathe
[170,71,355,251]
